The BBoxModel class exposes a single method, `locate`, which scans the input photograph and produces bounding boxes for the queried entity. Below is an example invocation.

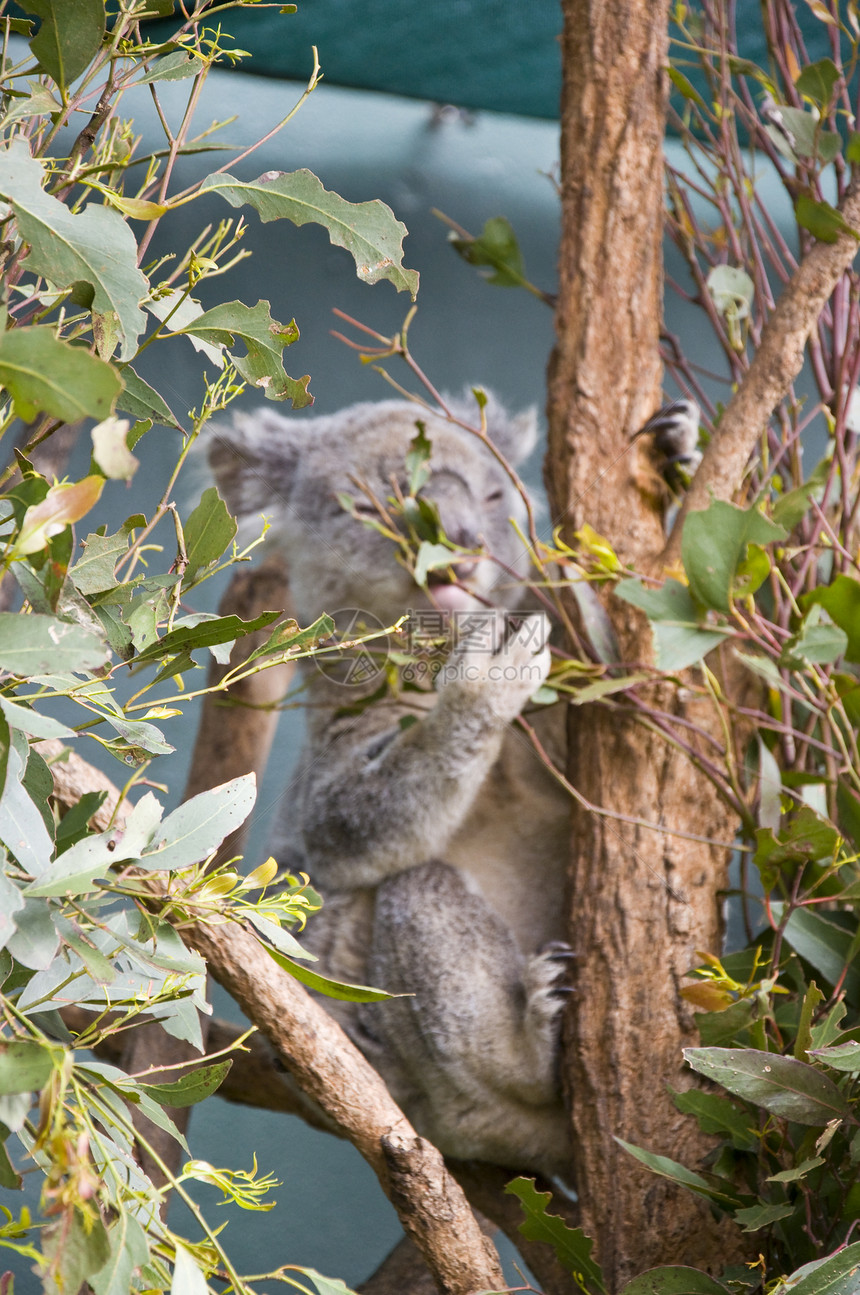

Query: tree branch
[178,915,504,1295]
[663,181,860,564]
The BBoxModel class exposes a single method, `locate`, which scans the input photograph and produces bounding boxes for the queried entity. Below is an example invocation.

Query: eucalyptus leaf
[138,774,256,872]
[684,1047,851,1124]
[116,364,183,430]
[263,942,396,1003]
[681,500,786,613]
[21,0,105,89]
[174,300,311,407]
[0,326,122,423]
[139,1060,231,1108]
[89,1212,149,1295]
[614,1137,737,1202]
[201,168,419,297]
[449,215,528,288]
[182,486,238,583]
[0,140,147,360]
[733,1201,795,1231]
[0,612,107,675]
[619,1268,729,1295]
[505,1176,605,1291]
[133,608,281,664]
[0,1038,55,1093]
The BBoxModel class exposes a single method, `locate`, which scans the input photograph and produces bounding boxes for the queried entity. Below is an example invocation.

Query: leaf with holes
[201,168,419,297]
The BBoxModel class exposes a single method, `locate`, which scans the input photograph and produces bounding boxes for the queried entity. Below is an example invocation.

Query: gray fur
[210,398,571,1177]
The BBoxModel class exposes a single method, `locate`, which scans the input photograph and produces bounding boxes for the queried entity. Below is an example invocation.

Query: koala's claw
[541,939,578,962]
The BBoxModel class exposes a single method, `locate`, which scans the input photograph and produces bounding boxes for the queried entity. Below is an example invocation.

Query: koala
[209,395,573,1178]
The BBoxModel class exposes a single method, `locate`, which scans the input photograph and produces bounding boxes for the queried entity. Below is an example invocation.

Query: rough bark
[546,1,742,1285]
[181,916,505,1295]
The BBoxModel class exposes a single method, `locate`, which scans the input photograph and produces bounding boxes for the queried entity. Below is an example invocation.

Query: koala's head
[209,394,538,626]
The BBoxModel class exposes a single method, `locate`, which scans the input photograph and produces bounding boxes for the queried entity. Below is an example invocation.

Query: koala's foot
[522,943,575,1088]
[438,610,551,723]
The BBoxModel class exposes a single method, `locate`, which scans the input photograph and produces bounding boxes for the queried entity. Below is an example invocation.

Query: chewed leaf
[201,168,419,298]
[174,300,311,407]
[505,1177,605,1291]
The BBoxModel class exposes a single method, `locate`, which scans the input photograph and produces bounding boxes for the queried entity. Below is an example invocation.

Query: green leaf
[21,0,105,89]
[133,607,281,665]
[667,68,707,110]
[754,806,840,883]
[767,1155,825,1182]
[292,1271,359,1295]
[136,50,200,84]
[101,715,175,757]
[796,194,860,244]
[174,299,311,407]
[200,168,419,298]
[681,500,786,613]
[70,526,132,596]
[137,774,256,871]
[780,618,847,667]
[263,942,396,1003]
[0,326,122,423]
[0,140,148,360]
[614,578,730,670]
[182,487,237,584]
[803,575,860,662]
[614,1138,737,1203]
[414,541,457,587]
[505,1177,605,1292]
[778,1243,860,1295]
[139,1060,231,1108]
[809,1041,860,1071]
[245,612,334,664]
[683,1047,851,1125]
[89,1212,149,1295]
[42,1208,111,1295]
[116,364,183,429]
[0,1038,55,1093]
[733,1201,795,1232]
[620,1267,729,1295]
[0,612,108,674]
[670,1087,757,1149]
[0,1139,21,1190]
[0,696,73,740]
[795,57,840,106]
[771,458,830,529]
[449,216,529,288]
[774,904,860,1006]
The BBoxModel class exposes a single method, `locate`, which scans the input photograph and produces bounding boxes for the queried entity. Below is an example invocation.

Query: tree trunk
[546,1,743,1285]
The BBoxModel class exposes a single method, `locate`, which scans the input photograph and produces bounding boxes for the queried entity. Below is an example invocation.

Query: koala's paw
[525,940,576,1032]
[438,611,551,723]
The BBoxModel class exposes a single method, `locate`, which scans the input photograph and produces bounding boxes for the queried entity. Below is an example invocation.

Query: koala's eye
[484,487,505,506]
[352,500,378,517]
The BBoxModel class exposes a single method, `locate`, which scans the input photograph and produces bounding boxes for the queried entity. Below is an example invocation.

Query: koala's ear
[208,409,303,521]
[487,403,539,467]
[448,388,539,467]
